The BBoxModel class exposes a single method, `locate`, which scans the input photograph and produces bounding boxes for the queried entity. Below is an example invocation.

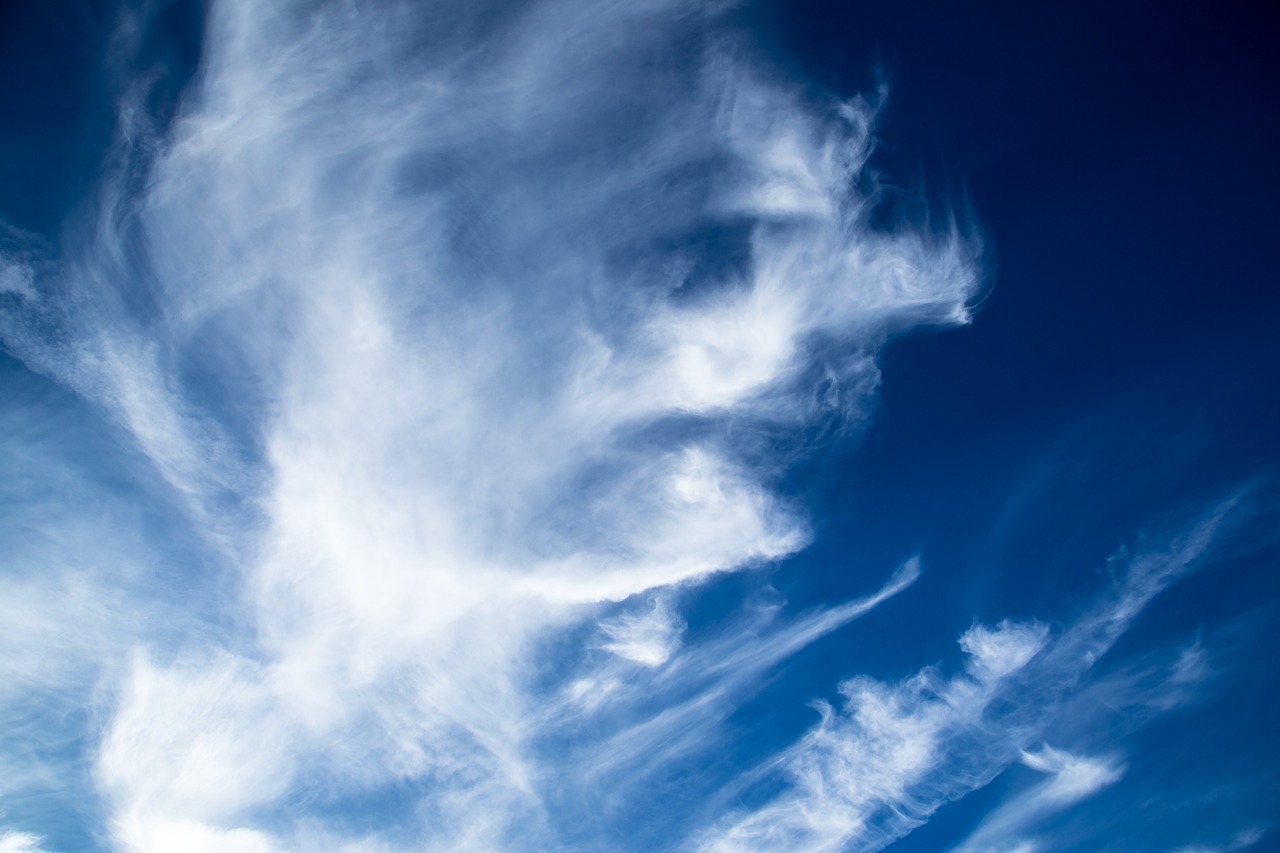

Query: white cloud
[0,261,36,300]
[697,502,1238,853]
[0,832,50,853]
[97,653,295,827]
[1173,825,1270,853]
[599,596,685,667]
[0,0,979,848]
[111,821,281,853]
[570,559,923,787]
[952,746,1124,853]
[960,620,1050,683]
[1018,745,1125,802]
[699,618,1047,853]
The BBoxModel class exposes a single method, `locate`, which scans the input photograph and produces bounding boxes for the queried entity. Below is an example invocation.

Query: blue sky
[1,1,1277,852]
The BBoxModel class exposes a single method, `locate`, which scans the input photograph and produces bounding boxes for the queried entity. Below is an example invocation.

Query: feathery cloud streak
[0,0,974,848]
[699,500,1240,853]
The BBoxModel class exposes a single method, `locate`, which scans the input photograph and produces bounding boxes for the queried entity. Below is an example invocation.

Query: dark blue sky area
[0,0,201,235]
[755,0,1279,607]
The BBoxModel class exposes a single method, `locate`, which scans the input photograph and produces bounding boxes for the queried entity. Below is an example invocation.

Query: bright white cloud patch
[600,596,685,667]
[0,0,1253,851]
[952,746,1125,853]
[0,832,51,853]
[960,620,1050,683]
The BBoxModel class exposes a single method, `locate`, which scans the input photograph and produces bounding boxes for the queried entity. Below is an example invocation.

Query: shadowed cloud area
[1,0,1277,851]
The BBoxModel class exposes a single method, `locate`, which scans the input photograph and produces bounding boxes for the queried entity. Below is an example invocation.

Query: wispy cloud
[599,595,685,667]
[952,745,1125,853]
[0,0,1255,851]
[0,0,975,849]
[1173,825,1270,853]
[0,832,51,853]
[696,500,1239,853]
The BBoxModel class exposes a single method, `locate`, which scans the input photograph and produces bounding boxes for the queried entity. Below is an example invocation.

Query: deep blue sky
[772,3,1280,847]
[1,1,1277,851]
[748,0,1280,628]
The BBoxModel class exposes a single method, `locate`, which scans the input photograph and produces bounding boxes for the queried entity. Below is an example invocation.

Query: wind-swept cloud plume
[0,0,975,849]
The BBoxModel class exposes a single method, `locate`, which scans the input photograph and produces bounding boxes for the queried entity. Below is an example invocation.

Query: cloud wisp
[697,500,1240,853]
[950,746,1126,853]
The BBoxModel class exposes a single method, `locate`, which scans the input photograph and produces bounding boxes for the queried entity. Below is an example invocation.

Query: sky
[0,1,1277,852]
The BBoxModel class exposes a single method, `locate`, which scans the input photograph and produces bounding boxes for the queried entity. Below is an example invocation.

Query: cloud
[562,558,923,795]
[0,832,51,853]
[1172,825,1271,853]
[0,261,37,301]
[0,0,979,849]
[696,500,1239,853]
[2,0,1250,851]
[961,620,1052,683]
[697,618,1050,853]
[599,595,686,667]
[952,746,1125,853]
